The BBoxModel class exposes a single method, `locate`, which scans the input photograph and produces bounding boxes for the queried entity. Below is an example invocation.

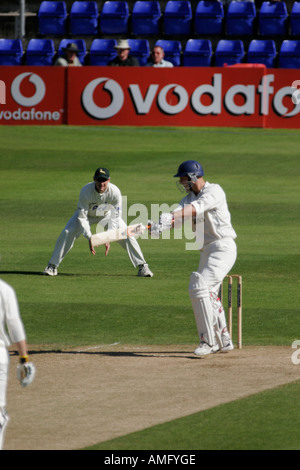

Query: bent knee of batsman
[189,272,210,299]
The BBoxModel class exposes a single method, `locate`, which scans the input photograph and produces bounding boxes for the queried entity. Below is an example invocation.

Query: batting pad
[189,272,216,347]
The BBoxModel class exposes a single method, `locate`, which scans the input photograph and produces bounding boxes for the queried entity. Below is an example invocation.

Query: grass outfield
[0,126,299,450]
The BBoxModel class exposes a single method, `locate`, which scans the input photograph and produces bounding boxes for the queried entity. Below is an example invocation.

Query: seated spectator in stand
[54,42,82,67]
[146,46,174,68]
[108,39,139,66]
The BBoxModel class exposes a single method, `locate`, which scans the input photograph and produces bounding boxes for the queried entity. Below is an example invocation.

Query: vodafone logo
[11,72,46,107]
[82,78,124,119]
[0,72,62,122]
[80,73,300,120]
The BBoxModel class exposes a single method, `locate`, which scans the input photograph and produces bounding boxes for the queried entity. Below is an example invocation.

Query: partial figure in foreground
[0,277,35,450]
[44,167,153,277]
[149,160,237,356]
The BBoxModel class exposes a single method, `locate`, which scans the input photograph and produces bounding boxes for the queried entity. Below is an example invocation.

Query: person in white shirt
[44,167,153,277]
[150,160,237,356]
[0,278,35,450]
[146,46,174,68]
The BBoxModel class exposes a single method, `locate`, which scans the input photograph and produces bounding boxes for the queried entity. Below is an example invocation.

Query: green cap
[94,167,110,180]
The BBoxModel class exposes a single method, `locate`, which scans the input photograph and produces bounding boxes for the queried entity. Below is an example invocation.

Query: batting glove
[148,220,161,238]
[159,213,174,231]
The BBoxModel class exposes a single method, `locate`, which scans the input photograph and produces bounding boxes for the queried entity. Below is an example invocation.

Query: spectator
[146,46,174,68]
[54,42,82,67]
[108,39,139,66]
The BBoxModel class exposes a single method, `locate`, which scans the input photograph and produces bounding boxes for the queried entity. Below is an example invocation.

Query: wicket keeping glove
[17,356,36,388]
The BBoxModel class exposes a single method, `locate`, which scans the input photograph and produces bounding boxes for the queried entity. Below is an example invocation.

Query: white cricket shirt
[0,279,26,350]
[175,181,237,245]
[77,182,122,239]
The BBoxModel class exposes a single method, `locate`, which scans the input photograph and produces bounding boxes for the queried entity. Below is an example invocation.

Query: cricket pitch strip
[4,344,300,450]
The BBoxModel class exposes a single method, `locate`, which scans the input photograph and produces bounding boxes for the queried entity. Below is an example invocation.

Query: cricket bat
[91,223,147,247]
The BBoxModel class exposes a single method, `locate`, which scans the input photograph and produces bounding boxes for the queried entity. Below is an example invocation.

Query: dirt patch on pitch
[4,344,300,450]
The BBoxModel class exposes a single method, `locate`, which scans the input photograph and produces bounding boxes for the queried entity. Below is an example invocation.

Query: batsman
[150,160,237,356]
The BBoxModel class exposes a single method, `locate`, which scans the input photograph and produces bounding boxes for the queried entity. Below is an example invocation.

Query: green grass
[0,125,299,449]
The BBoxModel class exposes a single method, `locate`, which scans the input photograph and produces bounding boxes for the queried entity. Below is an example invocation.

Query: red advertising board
[262,68,300,129]
[67,66,265,127]
[0,66,67,125]
[67,66,300,129]
[0,65,299,128]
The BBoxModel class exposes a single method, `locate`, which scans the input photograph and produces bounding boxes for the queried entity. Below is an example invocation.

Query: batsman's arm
[149,205,197,237]
[172,204,196,224]
[159,205,196,230]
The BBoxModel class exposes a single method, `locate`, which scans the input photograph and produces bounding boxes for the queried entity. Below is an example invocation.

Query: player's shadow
[0,270,44,276]
[10,349,199,360]
[0,271,135,277]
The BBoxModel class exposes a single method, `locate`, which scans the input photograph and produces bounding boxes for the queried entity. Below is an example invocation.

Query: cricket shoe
[194,342,219,357]
[221,331,234,352]
[43,264,58,276]
[137,264,153,277]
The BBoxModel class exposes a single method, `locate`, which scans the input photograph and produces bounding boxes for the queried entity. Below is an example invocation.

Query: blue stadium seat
[163,0,192,36]
[57,39,87,64]
[89,39,117,65]
[100,1,129,35]
[183,39,212,66]
[128,39,150,66]
[38,1,67,36]
[215,39,245,66]
[131,1,162,36]
[0,39,23,65]
[226,1,256,36]
[155,39,182,66]
[258,1,288,37]
[194,0,224,35]
[247,39,276,67]
[69,1,99,36]
[26,38,55,66]
[278,40,300,68]
[290,2,300,36]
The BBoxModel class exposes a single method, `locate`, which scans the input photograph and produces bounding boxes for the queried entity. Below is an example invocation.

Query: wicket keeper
[44,167,153,277]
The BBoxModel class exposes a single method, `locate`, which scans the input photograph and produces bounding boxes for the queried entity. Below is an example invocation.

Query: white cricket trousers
[49,212,147,269]
[189,238,237,346]
[198,238,237,294]
[0,348,9,450]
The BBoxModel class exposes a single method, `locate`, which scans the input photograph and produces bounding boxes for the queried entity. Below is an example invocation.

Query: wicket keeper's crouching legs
[44,213,153,277]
